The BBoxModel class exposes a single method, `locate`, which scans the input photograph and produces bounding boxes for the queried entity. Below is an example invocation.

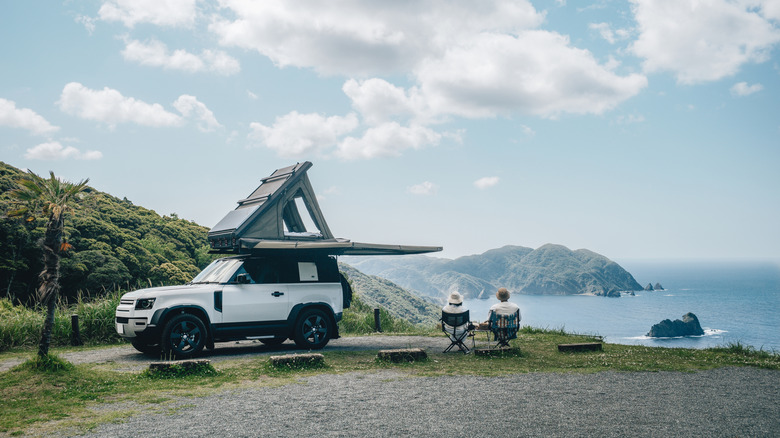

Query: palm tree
[8,170,89,358]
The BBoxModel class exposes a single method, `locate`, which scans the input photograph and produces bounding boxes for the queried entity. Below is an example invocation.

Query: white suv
[115,253,351,358]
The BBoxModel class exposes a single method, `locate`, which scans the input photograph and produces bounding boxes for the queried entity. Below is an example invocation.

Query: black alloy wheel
[293,309,331,349]
[161,313,207,359]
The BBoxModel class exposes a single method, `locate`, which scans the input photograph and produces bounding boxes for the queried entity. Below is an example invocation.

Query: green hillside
[0,162,217,304]
[339,264,441,326]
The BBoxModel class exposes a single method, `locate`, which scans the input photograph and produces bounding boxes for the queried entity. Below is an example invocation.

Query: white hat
[448,291,463,305]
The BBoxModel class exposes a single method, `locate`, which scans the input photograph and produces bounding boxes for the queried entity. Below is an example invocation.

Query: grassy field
[1,327,778,437]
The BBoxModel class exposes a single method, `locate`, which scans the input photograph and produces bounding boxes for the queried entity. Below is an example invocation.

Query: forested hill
[1,162,216,304]
[339,264,441,326]
[343,244,643,300]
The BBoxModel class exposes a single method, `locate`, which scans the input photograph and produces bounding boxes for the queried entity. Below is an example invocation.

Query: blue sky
[1,0,778,261]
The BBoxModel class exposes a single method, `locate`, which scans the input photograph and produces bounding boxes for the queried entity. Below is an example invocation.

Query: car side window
[243,259,279,284]
[230,265,254,284]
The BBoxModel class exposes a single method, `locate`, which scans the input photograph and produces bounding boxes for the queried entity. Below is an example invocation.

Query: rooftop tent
[208,161,442,256]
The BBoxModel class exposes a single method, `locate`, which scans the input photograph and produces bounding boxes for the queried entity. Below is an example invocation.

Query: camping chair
[441,310,473,353]
[488,310,520,348]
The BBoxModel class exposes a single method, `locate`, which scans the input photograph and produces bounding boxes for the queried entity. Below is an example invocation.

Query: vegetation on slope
[340,264,441,327]
[1,162,217,305]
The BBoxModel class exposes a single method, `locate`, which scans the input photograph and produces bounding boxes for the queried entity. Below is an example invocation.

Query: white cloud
[57,82,183,128]
[630,0,780,84]
[337,122,441,160]
[730,82,763,96]
[589,22,630,44]
[98,0,197,28]
[75,15,96,34]
[0,98,59,136]
[24,142,102,160]
[343,78,428,125]
[416,32,648,118]
[209,1,644,121]
[474,176,499,189]
[249,111,359,158]
[173,95,222,131]
[210,0,544,76]
[122,39,240,75]
[408,181,438,195]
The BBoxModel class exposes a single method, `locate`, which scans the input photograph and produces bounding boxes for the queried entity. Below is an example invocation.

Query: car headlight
[135,298,156,310]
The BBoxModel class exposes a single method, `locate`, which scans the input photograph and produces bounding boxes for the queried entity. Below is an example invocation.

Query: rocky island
[647,312,705,338]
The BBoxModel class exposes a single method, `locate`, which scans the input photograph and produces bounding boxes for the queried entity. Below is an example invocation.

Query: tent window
[283,195,322,237]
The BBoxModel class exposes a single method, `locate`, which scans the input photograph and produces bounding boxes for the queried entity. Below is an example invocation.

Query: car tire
[161,313,207,359]
[293,309,332,350]
[131,340,160,355]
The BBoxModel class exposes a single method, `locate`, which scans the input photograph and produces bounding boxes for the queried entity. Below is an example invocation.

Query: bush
[20,353,74,372]
[0,293,124,352]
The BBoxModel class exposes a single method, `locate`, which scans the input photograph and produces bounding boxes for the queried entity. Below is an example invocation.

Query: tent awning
[237,238,442,256]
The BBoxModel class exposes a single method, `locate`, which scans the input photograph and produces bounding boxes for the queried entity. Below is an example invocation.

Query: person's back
[488,287,521,317]
[442,291,469,337]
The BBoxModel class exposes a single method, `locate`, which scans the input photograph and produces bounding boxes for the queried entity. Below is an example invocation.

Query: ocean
[462,260,780,351]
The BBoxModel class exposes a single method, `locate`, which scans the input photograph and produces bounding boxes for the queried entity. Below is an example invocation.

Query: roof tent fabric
[209,162,334,251]
[208,161,442,256]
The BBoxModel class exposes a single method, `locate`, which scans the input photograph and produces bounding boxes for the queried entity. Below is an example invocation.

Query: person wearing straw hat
[442,291,471,338]
[489,287,520,317]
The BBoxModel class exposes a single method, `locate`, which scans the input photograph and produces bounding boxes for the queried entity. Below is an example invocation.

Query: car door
[221,259,289,324]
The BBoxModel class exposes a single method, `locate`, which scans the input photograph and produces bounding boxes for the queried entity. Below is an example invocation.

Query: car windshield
[190,258,243,284]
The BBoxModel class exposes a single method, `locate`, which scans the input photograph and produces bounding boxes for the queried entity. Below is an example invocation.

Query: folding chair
[441,310,473,353]
[488,310,520,348]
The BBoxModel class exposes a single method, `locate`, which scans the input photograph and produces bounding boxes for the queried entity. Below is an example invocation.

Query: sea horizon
[462,259,780,352]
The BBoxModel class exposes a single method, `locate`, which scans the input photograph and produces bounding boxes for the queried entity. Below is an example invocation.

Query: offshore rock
[647,312,705,338]
[654,283,665,290]
[645,283,654,291]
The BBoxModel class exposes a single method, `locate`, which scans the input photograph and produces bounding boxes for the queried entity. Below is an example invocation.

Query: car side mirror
[236,273,250,284]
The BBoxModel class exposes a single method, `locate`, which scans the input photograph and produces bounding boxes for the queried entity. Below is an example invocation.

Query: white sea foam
[625,329,726,341]
[704,328,727,336]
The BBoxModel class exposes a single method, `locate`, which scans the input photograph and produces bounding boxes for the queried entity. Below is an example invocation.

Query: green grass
[2,329,778,436]
[0,293,124,352]
[2,294,777,435]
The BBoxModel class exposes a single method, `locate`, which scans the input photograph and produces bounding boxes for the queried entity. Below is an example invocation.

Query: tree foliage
[1,162,217,305]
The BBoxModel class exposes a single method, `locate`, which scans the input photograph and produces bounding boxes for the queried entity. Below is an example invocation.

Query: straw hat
[448,291,463,305]
[496,287,510,301]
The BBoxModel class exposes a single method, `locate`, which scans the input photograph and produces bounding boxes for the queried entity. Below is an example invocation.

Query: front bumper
[115,316,149,338]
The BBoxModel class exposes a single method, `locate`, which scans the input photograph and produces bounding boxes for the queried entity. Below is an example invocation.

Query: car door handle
[271,291,284,297]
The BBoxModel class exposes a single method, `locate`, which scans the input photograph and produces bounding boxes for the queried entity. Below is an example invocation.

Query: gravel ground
[72,367,779,438]
[4,336,779,437]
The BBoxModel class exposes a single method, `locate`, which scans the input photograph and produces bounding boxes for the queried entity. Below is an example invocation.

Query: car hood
[120,284,219,300]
